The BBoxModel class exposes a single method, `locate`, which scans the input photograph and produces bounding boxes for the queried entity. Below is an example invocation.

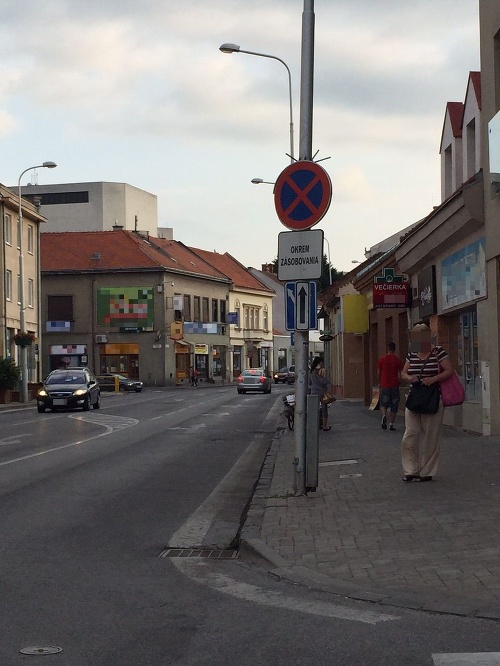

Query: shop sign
[418,265,437,318]
[372,267,409,309]
[195,344,208,355]
[441,238,486,310]
[170,321,183,340]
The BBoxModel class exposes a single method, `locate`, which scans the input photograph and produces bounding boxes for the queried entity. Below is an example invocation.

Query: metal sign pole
[293,0,315,496]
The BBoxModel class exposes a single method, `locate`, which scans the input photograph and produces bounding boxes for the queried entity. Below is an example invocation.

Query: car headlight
[73,389,87,396]
[37,389,47,397]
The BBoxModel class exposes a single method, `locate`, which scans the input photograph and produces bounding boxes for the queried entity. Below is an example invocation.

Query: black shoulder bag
[405,351,440,414]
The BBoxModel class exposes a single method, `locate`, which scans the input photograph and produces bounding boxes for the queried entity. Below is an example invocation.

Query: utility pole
[293,0,315,495]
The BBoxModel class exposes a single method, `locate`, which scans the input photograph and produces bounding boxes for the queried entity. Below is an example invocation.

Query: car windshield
[242,369,263,376]
[46,372,86,385]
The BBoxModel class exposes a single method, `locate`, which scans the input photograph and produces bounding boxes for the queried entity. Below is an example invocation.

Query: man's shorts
[380,387,400,412]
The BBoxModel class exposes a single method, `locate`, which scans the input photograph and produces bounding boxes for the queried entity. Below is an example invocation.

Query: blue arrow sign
[285,281,317,331]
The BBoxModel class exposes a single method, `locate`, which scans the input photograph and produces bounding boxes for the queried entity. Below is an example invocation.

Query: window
[244,307,249,329]
[23,191,89,206]
[27,225,34,254]
[17,218,21,249]
[17,274,21,304]
[183,294,191,321]
[28,279,34,308]
[202,297,209,322]
[212,299,218,322]
[219,299,226,324]
[263,306,268,331]
[235,307,240,329]
[4,214,12,245]
[255,309,260,330]
[47,294,74,320]
[193,296,201,321]
[5,270,12,300]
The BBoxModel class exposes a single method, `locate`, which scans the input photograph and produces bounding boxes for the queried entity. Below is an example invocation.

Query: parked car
[274,367,290,384]
[36,368,101,413]
[237,368,272,394]
[97,373,143,392]
[286,365,296,384]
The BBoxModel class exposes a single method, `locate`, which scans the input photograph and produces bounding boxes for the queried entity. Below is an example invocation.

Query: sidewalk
[241,398,500,619]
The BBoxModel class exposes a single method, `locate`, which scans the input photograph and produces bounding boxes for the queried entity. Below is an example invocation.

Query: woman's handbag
[322,391,336,405]
[405,382,440,414]
[405,352,440,414]
[440,371,465,407]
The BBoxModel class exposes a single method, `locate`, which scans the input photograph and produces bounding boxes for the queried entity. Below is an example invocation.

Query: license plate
[53,398,66,406]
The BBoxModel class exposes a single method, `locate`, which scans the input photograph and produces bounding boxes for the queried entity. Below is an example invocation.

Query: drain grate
[159,548,239,560]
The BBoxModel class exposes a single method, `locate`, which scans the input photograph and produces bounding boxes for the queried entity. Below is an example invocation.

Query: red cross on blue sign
[274,161,332,230]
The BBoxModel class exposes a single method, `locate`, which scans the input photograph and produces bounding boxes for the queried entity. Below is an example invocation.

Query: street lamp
[251,178,275,185]
[18,161,57,402]
[219,43,295,163]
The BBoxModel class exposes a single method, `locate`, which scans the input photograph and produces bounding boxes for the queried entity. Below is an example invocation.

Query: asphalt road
[2,387,500,665]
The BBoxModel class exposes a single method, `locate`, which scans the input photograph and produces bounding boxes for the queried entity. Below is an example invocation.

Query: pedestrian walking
[190,366,198,387]
[309,357,334,431]
[400,323,454,483]
[377,342,404,431]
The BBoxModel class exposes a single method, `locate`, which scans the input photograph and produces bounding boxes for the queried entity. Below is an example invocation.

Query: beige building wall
[228,288,274,376]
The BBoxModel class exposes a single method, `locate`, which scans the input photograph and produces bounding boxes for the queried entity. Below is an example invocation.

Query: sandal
[402,474,418,483]
[322,426,331,431]
[417,475,433,482]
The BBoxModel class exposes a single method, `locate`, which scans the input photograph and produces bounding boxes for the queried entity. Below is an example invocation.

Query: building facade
[0,183,46,382]
[40,230,231,385]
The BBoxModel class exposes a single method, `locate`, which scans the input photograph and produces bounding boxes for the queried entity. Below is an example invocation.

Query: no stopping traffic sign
[274,161,332,230]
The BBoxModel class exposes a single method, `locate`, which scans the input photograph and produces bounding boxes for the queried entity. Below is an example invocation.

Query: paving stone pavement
[241,398,500,619]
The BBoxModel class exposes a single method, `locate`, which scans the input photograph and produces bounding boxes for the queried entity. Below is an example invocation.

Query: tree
[0,358,21,390]
[272,254,343,290]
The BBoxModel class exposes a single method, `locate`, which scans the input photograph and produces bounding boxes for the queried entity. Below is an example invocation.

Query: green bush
[0,357,21,390]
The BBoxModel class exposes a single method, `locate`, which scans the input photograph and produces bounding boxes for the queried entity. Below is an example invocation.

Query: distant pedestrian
[400,323,454,483]
[190,366,198,387]
[377,342,404,432]
[309,357,333,431]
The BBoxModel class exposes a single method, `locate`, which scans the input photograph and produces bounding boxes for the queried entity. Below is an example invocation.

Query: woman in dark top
[400,324,454,483]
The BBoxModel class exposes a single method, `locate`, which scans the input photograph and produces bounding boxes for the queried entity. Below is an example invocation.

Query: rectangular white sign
[277,229,324,280]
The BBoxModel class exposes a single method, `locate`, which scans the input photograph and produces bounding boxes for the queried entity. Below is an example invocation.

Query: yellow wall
[343,294,369,333]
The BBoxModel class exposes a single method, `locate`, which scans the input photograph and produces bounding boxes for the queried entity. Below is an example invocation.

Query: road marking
[0,434,31,447]
[172,559,399,625]
[70,414,138,430]
[433,655,500,665]
[167,424,207,434]
[0,414,137,468]
[202,413,230,417]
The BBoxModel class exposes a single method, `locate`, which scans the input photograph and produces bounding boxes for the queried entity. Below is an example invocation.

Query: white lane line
[172,560,399,625]
[433,655,500,665]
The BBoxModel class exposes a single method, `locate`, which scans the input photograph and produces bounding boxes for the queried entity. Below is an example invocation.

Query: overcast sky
[0,0,479,272]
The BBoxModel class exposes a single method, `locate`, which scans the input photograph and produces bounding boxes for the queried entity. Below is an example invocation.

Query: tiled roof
[189,248,275,293]
[40,230,229,281]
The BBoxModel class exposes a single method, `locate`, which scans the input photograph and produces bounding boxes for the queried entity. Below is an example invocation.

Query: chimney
[262,263,275,273]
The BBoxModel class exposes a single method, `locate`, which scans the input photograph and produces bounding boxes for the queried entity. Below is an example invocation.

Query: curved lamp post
[251,178,275,185]
[18,161,57,402]
[219,43,294,163]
